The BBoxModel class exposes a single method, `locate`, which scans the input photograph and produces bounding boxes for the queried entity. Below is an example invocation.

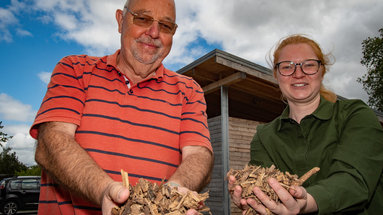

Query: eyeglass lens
[133,15,176,34]
[126,8,177,34]
[277,60,320,76]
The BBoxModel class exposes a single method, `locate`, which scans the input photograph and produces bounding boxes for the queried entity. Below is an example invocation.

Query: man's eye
[160,22,173,30]
[135,16,152,23]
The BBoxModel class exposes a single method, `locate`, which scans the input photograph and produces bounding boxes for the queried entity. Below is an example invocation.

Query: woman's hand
[247,178,317,215]
[228,175,250,212]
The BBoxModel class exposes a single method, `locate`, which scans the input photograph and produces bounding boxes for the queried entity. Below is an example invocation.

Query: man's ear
[116,9,124,33]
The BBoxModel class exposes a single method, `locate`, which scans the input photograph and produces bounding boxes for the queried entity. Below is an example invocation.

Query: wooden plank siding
[205,116,261,214]
[228,117,260,215]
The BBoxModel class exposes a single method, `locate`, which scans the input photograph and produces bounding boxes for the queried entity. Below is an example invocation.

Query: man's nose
[146,21,160,38]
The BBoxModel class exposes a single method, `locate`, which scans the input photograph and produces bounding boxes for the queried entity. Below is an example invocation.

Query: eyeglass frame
[124,7,178,34]
[275,59,322,76]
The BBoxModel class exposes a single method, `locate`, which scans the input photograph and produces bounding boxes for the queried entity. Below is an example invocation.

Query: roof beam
[203,72,246,94]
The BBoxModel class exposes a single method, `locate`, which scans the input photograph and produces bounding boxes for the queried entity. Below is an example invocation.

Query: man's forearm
[35,122,113,205]
[169,146,213,192]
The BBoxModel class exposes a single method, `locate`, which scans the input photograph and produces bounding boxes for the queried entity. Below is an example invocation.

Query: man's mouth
[136,37,162,49]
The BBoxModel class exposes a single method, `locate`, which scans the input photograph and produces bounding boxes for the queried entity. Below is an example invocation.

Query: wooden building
[177,49,383,215]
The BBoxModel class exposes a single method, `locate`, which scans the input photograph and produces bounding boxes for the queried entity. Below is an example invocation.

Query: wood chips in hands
[227,165,319,215]
[112,170,211,215]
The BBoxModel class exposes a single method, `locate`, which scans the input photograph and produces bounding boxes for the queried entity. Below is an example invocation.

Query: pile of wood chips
[111,170,211,215]
[227,165,319,215]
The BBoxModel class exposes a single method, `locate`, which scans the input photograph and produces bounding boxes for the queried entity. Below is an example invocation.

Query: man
[29,0,214,214]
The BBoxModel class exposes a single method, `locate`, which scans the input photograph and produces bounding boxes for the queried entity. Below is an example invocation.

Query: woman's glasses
[275,59,322,76]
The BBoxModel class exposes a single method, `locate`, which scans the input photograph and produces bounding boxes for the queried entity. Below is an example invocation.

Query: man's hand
[101,182,130,215]
[167,182,207,215]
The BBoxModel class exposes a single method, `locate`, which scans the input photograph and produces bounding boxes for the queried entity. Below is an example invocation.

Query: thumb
[109,182,130,204]
[116,185,130,204]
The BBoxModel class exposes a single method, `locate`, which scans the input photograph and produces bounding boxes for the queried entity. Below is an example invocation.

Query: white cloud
[54,12,79,31]
[33,0,123,55]
[16,28,32,37]
[0,7,18,42]
[0,0,30,42]
[0,93,37,166]
[9,0,381,103]
[38,72,52,84]
[1,124,37,166]
[0,93,36,122]
[169,0,382,103]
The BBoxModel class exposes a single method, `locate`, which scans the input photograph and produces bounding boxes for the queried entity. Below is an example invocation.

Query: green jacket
[250,97,383,214]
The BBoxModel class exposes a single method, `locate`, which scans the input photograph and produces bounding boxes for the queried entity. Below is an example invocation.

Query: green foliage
[0,121,28,175]
[0,121,13,144]
[357,28,383,112]
[16,165,41,176]
[0,146,28,175]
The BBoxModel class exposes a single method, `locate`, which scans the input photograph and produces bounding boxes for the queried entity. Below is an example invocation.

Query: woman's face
[276,43,323,105]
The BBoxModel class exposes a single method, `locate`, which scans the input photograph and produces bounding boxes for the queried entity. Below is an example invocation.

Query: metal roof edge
[177,49,219,75]
[214,49,272,75]
[177,48,272,75]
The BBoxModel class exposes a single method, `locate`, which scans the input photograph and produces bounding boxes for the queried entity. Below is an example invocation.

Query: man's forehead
[128,0,175,9]
[128,0,176,20]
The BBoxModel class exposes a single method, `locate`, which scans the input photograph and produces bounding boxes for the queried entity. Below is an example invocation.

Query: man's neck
[116,52,159,85]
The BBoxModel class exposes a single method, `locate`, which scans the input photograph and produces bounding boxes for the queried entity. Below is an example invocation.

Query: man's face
[117,0,176,67]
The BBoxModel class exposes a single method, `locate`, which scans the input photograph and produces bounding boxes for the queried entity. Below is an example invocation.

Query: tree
[0,121,12,144]
[16,165,41,176]
[0,146,28,175]
[357,27,383,112]
[0,121,28,175]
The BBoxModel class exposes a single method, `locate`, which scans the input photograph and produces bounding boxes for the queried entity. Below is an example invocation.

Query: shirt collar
[277,96,335,131]
[311,96,334,120]
[106,49,165,80]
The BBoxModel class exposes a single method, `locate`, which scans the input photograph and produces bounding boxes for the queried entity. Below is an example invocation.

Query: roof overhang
[178,49,285,122]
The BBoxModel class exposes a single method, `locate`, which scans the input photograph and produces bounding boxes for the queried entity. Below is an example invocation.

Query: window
[9,180,22,190]
[21,179,39,190]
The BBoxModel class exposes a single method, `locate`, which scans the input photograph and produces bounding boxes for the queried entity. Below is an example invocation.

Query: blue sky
[1,0,382,166]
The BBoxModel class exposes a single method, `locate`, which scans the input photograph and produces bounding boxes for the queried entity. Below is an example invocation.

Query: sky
[0,0,382,166]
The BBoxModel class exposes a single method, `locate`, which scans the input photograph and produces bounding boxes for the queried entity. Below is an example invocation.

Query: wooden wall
[205,116,261,215]
[228,117,260,215]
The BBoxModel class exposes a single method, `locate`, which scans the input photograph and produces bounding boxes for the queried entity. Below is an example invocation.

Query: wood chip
[112,170,211,215]
[228,164,319,215]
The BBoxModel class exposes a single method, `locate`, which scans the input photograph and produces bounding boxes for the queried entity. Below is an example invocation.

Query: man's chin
[133,53,161,65]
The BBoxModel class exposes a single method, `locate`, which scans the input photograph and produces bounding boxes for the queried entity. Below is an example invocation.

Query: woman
[228,35,383,214]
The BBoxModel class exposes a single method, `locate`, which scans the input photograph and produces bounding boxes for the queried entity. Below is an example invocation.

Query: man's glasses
[124,7,178,35]
[275,59,322,76]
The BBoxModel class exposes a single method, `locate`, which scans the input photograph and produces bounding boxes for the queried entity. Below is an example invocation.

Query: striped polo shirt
[30,50,212,215]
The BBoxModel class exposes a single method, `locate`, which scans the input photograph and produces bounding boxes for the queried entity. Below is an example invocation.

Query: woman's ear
[273,69,278,80]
